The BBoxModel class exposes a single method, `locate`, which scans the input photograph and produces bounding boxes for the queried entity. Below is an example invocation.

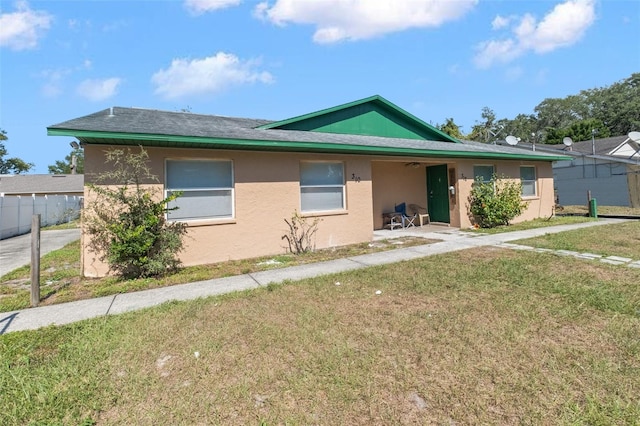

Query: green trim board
[257,95,460,143]
[47,128,571,161]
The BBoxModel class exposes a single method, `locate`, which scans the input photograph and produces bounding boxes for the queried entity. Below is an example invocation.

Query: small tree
[468,174,528,228]
[84,147,187,279]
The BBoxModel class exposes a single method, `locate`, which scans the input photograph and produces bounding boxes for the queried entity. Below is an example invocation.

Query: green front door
[426,164,450,223]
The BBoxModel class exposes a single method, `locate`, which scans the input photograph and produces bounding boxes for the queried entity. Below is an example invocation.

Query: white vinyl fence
[0,194,83,240]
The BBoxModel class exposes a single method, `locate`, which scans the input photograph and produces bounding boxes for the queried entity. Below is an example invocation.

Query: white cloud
[474,0,595,68]
[491,15,511,30]
[254,0,478,43]
[77,78,122,101]
[184,0,241,15]
[151,52,274,99]
[0,0,53,50]
[473,39,520,69]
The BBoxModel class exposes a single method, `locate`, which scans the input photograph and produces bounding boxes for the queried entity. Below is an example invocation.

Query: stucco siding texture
[455,160,554,229]
[82,146,373,277]
[81,146,557,277]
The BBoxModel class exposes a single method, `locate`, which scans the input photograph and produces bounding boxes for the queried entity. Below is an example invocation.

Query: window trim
[164,158,235,223]
[299,160,346,213]
[520,165,537,198]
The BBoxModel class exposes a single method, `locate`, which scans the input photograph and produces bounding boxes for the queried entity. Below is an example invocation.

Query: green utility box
[589,198,598,218]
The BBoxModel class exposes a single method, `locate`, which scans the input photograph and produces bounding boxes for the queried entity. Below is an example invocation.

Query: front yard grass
[559,204,640,217]
[0,236,434,313]
[515,221,640,259]
[2,245,639,425]
[468,215,594,234]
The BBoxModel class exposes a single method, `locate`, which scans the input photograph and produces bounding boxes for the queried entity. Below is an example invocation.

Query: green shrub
[84,147,187,279]
[469,173,528,228]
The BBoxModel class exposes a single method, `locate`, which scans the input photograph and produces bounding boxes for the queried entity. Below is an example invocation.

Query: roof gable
[258,95,460,143]
[609,134,640,159]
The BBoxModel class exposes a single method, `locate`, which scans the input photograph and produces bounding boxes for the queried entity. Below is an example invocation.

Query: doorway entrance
[426,164,450,223]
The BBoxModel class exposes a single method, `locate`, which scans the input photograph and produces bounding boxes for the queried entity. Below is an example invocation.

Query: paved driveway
[0,229,81,277]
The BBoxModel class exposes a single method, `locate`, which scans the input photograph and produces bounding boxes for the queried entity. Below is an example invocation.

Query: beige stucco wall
[82,145,556,276]
[454,160,555,229]
[371,161,428,229]
[82,145,373,277]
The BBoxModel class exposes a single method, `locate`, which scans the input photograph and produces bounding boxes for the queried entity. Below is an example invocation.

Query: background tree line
[440,73,640,145]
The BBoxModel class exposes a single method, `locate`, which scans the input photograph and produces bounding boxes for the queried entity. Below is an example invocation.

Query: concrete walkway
[0,219,631,335]
[0,228,81,277]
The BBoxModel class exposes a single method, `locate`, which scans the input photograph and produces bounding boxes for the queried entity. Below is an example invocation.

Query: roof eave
[47,128,568,161]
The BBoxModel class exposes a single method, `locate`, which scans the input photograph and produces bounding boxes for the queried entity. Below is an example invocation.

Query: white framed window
[473,165,495,183]
[165,159,234,221]
[300,161,345,212]
[520,166,537,197]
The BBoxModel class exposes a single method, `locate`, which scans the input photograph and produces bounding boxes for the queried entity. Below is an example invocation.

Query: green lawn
[468,215,594,234]
[1,221,639,425]
[515,221,640,259]
[0,236,434,313]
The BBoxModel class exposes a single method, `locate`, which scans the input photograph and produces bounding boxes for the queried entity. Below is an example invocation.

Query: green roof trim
[47,128,571,162]
[257,95,461,144]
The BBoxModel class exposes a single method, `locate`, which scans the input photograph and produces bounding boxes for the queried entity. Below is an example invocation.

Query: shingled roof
[0,174,84,195]
[48,97,570,162]
[505,134,640,163]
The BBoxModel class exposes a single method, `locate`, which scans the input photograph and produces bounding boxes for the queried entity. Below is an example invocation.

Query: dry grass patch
[2,248,639,425]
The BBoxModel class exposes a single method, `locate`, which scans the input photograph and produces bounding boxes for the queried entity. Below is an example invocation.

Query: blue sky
[1,0,638,173]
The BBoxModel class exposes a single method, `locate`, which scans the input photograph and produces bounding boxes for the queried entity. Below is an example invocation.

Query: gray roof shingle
[0,174,84,195]
[49,107,568,161]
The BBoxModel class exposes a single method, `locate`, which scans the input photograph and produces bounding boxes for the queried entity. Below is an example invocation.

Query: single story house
[48,95,568,277]
[0,174,84,197]
[0,174,84,239]
[508,135,640,207]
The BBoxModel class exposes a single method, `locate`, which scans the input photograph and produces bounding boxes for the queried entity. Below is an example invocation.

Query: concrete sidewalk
[0,219,628,335]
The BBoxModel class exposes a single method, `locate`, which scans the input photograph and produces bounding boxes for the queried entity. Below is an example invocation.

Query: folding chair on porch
[394,203,416,228]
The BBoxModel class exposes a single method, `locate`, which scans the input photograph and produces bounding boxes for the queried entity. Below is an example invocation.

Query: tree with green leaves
[438,118,464,139]
[495,114,537,143]
[0,129,33,174]
[476,73,639,145]
[586,73,640,136]
[544,118,611,144]
[48,148,85,174]
[467,107,500,143]
[84,147,187,279]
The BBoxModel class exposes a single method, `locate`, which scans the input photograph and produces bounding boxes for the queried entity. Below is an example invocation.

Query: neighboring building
[0,174,84,239]
[48,95,567,277]
[508,135,640,207]
[0,174,84,197]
